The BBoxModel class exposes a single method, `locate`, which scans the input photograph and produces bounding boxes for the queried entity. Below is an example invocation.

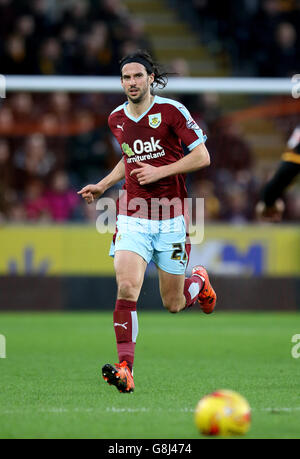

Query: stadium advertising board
[0,225,299,276]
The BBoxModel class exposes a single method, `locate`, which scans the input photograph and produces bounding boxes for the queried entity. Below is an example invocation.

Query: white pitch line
[1,407,300,415]
[261,407,300,413]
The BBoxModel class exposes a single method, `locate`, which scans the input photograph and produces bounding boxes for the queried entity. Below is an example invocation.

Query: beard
[127,85,149,104]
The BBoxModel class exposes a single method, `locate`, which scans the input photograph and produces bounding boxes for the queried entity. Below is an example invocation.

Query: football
[194,389,251,436]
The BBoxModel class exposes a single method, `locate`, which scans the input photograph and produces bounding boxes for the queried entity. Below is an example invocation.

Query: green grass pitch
[0,311,299,439]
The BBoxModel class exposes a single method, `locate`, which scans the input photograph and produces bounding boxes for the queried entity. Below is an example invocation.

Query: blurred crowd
[185,92,300,224]
[190,0,300,77]
[0,0,299,224]
[2,0,299,79]
[0,0,151,76]
[0,89,299,224]
[0,90,124,223]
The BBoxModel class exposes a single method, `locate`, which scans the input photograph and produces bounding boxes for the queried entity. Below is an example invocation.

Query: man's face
[121,62,154,104]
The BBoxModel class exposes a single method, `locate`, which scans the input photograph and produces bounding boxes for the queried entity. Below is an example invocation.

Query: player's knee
[162,297,182,314]
[117,279,138,301]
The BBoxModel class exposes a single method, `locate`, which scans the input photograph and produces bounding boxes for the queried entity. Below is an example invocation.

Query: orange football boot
[102,361,135,393]
[191,265,217,314]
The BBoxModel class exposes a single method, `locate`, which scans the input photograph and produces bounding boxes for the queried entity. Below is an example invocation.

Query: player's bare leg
[158,268,186,313]
[158,266,216,314]
[114,250,147,302]
[102,250,147,393]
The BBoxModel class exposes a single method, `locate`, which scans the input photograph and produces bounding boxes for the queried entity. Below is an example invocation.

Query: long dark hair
[119,49,168,90]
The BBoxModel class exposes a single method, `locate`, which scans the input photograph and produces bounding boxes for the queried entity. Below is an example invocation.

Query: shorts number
[171,243,187,261]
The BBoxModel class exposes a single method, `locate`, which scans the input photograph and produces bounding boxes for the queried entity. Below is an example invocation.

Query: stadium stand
[0,0,299,224]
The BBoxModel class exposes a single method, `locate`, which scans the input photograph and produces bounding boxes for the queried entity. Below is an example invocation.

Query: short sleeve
[171,104,207,151]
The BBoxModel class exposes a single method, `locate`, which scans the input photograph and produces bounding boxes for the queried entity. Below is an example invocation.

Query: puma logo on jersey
[114,322,128,330]
[117,123,125,131]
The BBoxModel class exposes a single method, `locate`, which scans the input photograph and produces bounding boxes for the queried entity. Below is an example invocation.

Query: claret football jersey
[108,95,207,219]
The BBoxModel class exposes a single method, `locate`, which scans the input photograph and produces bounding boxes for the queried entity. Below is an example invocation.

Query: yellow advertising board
[0,225,114,275]
[188,225,300,276]
[0,224,299,276]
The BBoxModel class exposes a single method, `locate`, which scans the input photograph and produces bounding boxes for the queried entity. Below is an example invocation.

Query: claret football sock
[184,275,204,308]
[192,265,217,314]
[113,299,138,371]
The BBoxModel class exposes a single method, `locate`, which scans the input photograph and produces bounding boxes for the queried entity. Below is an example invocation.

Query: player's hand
[77,184,104,204]
[130,161,163,185]
[255,199,285,222]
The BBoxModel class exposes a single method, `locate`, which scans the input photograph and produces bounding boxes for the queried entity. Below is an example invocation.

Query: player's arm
[256,160,300,221]
[130,143,210,186]
[78,158,125,204]
[261,160,300,206]
[256,127,300,221]
[159,143,210,177]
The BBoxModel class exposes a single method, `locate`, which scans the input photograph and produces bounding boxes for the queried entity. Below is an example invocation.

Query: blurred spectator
[269,22,300,77]
[194,93,222,126]
[7,200,27,222]
[29,0,56,39]
[190,180,221,222]
[10,93,35,123]
[62,0,91,33]
[285,190,300,221]
[79,23,113,75]
[67,110,115,186]
[0,107,14,131]
[14,14,37,60]
[222,185,252,223]
[190,0,222,44]
[14,134,56,190]
[2,34,33,74]
[44,170,79,222]
[169,58,190,77]
[118,40,141,60]
[37,37,63,75]
[59,24,80,73]
[0,140,13,218]
[40,112,60,135]
[14,14,37,65]
[125,18,153,56]
[205,120,253,174]
[0,139,12,183]
[24,178,50,221]
[94,0,129,24]
[49,92,72,122]
[0,0,16,40]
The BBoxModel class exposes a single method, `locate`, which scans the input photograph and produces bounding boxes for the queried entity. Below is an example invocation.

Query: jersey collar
[123,96,157,123]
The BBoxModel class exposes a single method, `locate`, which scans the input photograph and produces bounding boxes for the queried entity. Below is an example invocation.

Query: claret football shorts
[109,215,189,275]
